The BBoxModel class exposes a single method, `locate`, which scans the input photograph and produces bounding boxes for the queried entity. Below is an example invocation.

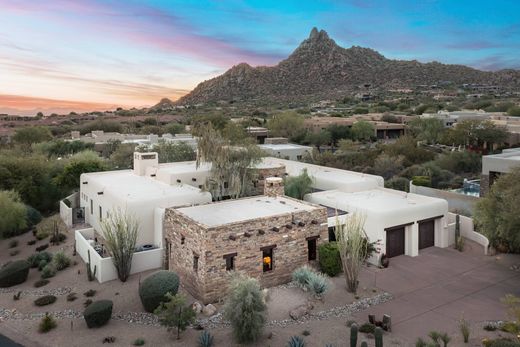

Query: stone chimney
[133,152,159,176]
[264,177,284,197]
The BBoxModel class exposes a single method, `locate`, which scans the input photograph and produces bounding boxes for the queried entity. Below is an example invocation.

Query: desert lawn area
[0,219,519,347]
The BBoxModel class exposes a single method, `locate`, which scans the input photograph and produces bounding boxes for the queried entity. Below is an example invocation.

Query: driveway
[355,243,520,343]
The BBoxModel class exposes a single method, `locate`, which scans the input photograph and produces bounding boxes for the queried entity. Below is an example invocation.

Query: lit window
[262,246,275,272]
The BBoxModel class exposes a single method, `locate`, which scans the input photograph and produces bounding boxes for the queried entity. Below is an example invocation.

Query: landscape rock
[202,304,217,316]
[191,301,203,314]
[290,304,310,320]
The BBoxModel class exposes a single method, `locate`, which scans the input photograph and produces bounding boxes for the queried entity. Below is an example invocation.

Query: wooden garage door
[386,227,405,258]
[419,220,435,249]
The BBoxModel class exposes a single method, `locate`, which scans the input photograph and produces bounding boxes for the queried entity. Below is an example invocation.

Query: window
[261,245,276,272]
[99,206,102,221]
[307,236,318,261]
[297,155,302,160]
[223,253,236,271]
[224,181,229,189]
[90,199,93,215]
[328,226,337,242]
[193,254,199,273]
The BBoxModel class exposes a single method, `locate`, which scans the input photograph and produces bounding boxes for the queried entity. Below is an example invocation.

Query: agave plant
[198,330,214,347]
[287,335,305,347]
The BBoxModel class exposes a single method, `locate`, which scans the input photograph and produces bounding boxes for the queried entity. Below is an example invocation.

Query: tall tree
[267,111,305,140]
[408,117,445,144]
[351,121,374,142]
[196,123,263,200]
[475,167,520,253]
[284,168,314,200]
[13,126,53,145]
[56,150,107,190]
[0,190,27,238]
[154,293,195,340]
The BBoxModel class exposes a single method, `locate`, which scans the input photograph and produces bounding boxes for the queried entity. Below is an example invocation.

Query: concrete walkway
[355,244,520,343]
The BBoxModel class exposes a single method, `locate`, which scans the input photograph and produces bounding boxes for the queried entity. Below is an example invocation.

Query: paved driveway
[355,244,520,343]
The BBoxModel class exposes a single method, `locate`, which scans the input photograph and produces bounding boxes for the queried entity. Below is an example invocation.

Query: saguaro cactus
[350,323,358,347]
[86,250,97,281]
[375,326,383,347]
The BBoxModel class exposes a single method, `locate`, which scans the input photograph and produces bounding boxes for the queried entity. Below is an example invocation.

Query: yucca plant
[198,330,214,347]
[287,336,305,347]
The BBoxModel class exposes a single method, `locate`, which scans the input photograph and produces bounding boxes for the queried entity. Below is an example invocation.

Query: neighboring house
[259,137,312,161]
[481,148,520,196]
[246,126,269,144]
[164,178,328,303]
[303,116,406,140]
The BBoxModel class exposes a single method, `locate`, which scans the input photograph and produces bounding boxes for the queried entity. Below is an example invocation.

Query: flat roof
[259,143,312,150]
[307,188,442,214]
[82,170,203,202]
[176,196,318,227]
[156,161,211,175]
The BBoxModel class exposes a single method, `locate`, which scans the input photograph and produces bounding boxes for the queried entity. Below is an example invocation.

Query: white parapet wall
[75,228,163,283]
[447,212,489,255]
[60,200,73,227]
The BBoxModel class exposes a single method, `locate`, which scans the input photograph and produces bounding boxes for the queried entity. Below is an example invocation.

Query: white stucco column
[435,217,448,248]
[406,223,419,257]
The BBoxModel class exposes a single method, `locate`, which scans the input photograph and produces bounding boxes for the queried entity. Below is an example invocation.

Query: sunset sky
[1,0,519,115]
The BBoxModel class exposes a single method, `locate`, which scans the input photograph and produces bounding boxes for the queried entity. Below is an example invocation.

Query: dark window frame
[223,252,237,271]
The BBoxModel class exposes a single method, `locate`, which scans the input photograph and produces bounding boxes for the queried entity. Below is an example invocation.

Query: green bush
[412,175,431,187]
[38,259,48,271]
[359,323,375,334]
[26,206,42,227]
[0,190,28,239]
[487,338,520,347]
[139,271,179,313]
[52,251,70,271]
[38,313,57,333]
[318,242,342,276]
[224,273,266,344]
[41,264,57,279]
[0,260,30,287]
[84,289,97,297]
[133,338,146,346]
[28,252,53,268]
[34,279,49,288]
[83,300,113,328]
[34,295,57,306]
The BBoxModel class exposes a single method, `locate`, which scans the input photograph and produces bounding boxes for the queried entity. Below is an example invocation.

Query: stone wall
[265,137,289,145]
[254,165,286,195]
[164,198,328,303]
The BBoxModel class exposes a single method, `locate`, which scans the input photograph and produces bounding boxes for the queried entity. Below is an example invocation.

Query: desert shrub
[318,242,342,276]
[25,205,42,227]
[66,293,78,301]
[139,270,179,313]
[27,239,37,245]
[292,265,315,288]
[36,229,50,240]
[292,266,329,297]
[0,260,30,287]
[35,244,49,252]
[385,176,409,192]
[84,299,93,307]
[8,240,18,248]
[50,233,66,244]
[0,190,28,238]
[224,273,266,344]
[83,300,113,328]
[34,279,49,288]
[84,289,97,297]
[359,323,375,334]
[412,175,431,187]
[9,250,19,257]
[38,313,57,333]
[198,331,214,347]
[28,251,53,268]
[459,316,470,343]
[307,272,329,297]
[52,251,70,271]
[41,264,57,279]
[485,338,520,347]
[34,295,57,306]
[287,336,306,347]
[133,338,146,346]
[38,259,48,271]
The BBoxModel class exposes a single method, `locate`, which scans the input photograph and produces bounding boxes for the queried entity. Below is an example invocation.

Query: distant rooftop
[175,196,319,227]
[259,143,312,150]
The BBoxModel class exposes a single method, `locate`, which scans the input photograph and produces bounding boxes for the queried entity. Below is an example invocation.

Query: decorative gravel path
[0,287,73,296]
[0,288,392,329]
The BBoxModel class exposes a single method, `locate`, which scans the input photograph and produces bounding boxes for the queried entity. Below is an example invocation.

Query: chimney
[264,177,284,197]
[133,152,159,176]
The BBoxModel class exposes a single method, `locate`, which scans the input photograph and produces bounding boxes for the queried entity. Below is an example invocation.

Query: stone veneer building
[163,178,328,303]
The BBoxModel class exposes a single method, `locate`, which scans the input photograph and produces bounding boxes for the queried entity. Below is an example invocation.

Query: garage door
[419,220,435,249]
[386,227,405,258]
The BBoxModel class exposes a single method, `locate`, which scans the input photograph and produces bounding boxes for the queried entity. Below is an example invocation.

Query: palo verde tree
[335,213,369,293]
[284,168,314,200]
[154,293,195,340]
[196,123,264,200]
[100,208,139,282]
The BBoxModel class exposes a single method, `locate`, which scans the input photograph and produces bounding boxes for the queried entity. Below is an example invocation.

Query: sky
[0,0,519,115]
